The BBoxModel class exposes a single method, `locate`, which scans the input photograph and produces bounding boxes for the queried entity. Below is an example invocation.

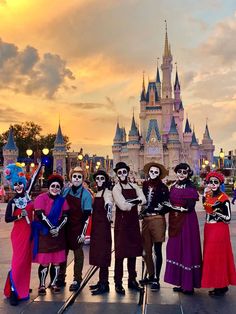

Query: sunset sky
[0,0,236,157]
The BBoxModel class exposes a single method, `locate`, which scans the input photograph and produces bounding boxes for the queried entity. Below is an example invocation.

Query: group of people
[3,159,236,306]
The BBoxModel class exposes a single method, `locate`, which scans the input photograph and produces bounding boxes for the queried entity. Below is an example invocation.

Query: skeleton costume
[112,162,146,295]
[57,167,93,291]
[4,163,33,306]
[33,174,69,295]
[202,171,236,296]
[141,162,169,290]
[89,170,113,295]
[164,163,202,294]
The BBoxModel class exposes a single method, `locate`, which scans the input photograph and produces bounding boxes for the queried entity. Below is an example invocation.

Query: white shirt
[112,182,146,211]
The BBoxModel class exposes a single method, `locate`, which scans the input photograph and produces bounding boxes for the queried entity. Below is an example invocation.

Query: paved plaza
[1,201,236,314]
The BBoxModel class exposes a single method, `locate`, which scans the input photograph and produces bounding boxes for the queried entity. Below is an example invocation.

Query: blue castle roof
[184,118,192,133]
[169,116,178,135]
[3,128,18,151]
[146,119,161,142]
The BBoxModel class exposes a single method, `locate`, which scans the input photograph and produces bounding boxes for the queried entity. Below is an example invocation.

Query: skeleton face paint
[149,166,160,180]
[176,168,188,181]
[49,181,61,196]
[208,177,220,192]
[71,172,83,187]
[13,182,24,194]
[117,168,128,183]
[95,175,106,188]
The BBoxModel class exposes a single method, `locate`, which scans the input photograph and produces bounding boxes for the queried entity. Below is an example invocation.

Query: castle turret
[174,67,181,110]
[3,127,19,170]
[127,115,140,173]
[156,58,161,97]
[167,117,181,178]
[190,130,200,174]
[53,123,67,176]
[201,123,215,163]
[112,122,122,166]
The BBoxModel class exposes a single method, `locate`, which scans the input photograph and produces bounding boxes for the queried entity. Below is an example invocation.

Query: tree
[0,121,70,158]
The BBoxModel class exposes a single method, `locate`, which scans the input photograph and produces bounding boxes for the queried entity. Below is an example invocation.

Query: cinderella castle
[112,27,215,179]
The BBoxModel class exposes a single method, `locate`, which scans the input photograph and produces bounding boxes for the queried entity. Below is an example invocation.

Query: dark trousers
[99,267,109,283]
[114,257,136,284]
[58,244,84,283]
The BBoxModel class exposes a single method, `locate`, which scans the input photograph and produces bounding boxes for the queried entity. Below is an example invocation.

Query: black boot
[115,283,125,295]
[9,291,18,306]
[89,282,100,290]
[128,279,141,291]
[91,282,109,295]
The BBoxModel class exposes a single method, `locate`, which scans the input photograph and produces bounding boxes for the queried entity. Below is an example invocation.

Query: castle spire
[4,127,18,151]
[156,58,161,83]
[184,118,192,133]
[204,120,212,140]
[140,71,146,101]
[164,20,170,57]
[174,63,180,90]
[54,122,65,145]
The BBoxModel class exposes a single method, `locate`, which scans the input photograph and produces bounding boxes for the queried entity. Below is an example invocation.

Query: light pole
[219,148,225,170]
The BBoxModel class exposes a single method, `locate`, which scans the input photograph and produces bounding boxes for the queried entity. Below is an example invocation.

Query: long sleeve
[132,183,146,205]
[5,199,19,223]
[214,200,231,223]
[104,188,113,207]
[112,184,133,211]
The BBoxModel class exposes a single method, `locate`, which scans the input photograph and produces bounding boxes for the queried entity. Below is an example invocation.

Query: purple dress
[164,181,202,291]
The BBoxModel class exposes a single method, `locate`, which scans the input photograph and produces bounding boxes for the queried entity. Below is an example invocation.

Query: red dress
[201,192,236,288]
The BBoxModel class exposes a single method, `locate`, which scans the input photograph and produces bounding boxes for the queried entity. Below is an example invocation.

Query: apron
[114,183,142,259]
[65,190,84,250]
[89,190,112,267]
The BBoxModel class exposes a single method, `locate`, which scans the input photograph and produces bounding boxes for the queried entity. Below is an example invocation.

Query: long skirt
[4,219,32,300]
[201,222,236,288]
[164,211,202,291]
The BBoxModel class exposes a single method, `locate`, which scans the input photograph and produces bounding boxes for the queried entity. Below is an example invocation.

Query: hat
[93,169,109,182]
[47,174,64,189]
[4,163,27,189]
[174,163,193,177]
[69,166,84,181]
[113,162,130,173]
[143,162,168,179]
[206,171,225,184]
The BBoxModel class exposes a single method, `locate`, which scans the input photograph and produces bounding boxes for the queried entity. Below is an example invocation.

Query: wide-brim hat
[113,162,130,173]
[143,162,168,179]
[93,169,109,182]
[69,166,84,180]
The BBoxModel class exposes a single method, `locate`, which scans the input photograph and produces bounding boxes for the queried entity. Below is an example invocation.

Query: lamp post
[219,148,225,170]
[96,160,101,170]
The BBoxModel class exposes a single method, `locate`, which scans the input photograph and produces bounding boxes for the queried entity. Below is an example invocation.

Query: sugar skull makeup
[117,168,128,182]
[149,166,160,180]
[49,181,61,196]
[95,175,106,188]
[208,177,220,192]
[176,168,188,181]
[71,172,83,187]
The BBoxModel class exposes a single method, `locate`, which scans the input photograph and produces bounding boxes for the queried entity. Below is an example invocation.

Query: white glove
[77,233,85,244]
[50,227,59,237]
[106,203,113,222]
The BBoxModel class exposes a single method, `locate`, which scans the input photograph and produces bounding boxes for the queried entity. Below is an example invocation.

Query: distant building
[112,26,214,179]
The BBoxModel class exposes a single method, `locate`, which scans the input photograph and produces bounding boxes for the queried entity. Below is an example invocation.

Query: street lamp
[212,163,216,169]
[219,148,225,169]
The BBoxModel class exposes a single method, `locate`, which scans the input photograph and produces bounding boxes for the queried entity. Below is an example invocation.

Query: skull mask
[208,177,221,192]
[13,182,25,194]
[71,172,83,187]
[176,168,188,181]
[95,175,106,188]
[117,168,128,183]
[149,166,160,180]
[49,181,61,196]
